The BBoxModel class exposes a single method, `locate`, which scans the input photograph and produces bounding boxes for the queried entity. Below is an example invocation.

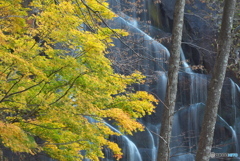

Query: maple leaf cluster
[0,0,158,160]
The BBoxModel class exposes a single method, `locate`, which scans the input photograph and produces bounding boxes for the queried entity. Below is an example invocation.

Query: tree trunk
[157,0,185,161]
[0,149,2,161]
[195,0,236,161]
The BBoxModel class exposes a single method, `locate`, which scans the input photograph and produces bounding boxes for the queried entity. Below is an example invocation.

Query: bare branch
[181,42,217,54]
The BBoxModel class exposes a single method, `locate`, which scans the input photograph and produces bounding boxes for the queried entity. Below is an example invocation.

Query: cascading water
[104,123,143,161]
[104,0,240,161]
[83,118,142,161]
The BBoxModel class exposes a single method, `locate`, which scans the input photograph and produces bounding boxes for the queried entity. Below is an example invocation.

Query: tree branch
[0,75,24,103]
[5,80,44,99]
[49,73,85,106]
[181,42,217,54]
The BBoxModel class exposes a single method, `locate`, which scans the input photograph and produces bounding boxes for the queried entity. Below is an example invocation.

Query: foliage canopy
[0,0,157,160]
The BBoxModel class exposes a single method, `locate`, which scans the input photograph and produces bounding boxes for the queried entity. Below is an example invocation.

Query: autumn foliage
[0,0,157,160]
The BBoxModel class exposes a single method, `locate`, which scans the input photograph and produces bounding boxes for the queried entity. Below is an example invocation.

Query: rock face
[0,145,55,161]
[155,0,219,74]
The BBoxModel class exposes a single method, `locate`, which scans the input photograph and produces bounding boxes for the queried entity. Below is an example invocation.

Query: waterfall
[229,79,240,155]
[230,126,239,154]
[103,123,143,161]
[180,49,192,73]
[104,0,240,160]
[84,117,142,161]
[108,14,170,74]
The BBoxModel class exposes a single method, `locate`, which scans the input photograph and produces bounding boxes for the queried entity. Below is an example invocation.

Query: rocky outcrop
[143,0,220,74]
